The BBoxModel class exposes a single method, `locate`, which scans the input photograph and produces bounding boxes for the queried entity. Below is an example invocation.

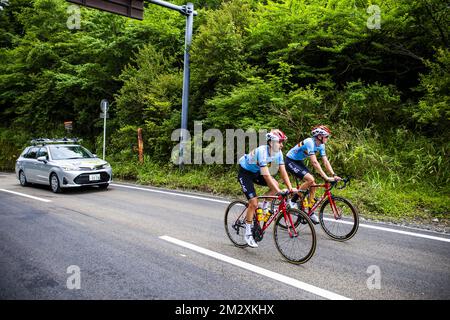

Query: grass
[111,158,449,228]
[112,158,243,197]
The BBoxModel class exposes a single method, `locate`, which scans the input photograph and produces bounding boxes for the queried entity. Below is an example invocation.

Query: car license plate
[89,174,100,181]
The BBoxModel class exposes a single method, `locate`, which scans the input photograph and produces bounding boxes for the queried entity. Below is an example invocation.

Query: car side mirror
[93,154,97,158]
[37,156,48,163]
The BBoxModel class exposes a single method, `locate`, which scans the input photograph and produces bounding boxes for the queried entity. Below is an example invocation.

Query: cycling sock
[245,223,252,235]
[262,201,268,211]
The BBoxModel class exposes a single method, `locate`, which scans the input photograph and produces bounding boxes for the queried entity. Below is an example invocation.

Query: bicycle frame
[300,182,342,220]
[226,193,318,263]
[256,195,299,238]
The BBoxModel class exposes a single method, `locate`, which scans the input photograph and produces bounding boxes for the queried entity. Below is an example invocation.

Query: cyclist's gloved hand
[278,189,290,197]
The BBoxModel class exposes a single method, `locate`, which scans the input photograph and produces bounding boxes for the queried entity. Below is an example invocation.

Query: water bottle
[263,210,272,222]
[302,197,309,208]
[256,207,264,221]
[301,190,310,209]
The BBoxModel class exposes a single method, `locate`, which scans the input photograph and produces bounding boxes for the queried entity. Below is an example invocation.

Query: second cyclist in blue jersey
[285,125,341,224]
[238,129,296,248]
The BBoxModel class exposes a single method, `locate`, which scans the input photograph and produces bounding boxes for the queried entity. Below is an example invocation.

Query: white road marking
[113,183,450,243]
[322,218,450,243]
[112,183,230,204]
[0,189,52,203]
[160,235,351,300]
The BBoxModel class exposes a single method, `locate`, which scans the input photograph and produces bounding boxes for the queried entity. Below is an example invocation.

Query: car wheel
[19,171,29,186]
[98,183,109,190]
[50,173,62,193]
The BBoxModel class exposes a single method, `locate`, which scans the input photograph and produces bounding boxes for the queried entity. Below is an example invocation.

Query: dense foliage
[0,0,448,219]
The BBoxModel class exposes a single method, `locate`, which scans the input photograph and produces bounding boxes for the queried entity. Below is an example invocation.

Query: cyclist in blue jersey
[238,129,296,248]
[285,125,341,224]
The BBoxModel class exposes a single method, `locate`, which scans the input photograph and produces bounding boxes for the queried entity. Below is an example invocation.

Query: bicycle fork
[281,203,298,238]
[326,192,342,220]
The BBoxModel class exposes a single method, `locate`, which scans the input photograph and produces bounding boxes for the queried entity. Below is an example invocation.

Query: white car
[15,139,112,193]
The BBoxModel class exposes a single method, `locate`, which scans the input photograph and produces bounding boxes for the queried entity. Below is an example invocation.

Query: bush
[0,128,29,171]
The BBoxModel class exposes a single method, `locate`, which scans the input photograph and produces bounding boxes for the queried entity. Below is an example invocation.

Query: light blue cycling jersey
[286,137,326,161]
[239,145,284,173]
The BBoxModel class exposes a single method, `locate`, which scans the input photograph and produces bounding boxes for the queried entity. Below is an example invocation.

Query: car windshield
[49,145,94,160]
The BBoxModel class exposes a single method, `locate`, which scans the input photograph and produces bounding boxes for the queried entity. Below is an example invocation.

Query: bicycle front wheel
[319,196,359,241]
[273,209,316,264]
[224,200,249,248]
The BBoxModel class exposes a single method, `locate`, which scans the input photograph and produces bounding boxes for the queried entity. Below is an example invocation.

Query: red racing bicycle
[289,177,359,241]
[224,191,317,264]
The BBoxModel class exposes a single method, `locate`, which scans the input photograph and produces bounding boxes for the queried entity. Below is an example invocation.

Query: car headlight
[103,163,111,169]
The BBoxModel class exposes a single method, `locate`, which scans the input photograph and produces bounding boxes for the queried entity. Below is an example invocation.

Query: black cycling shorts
[237,165,268,200]
[285,157,310,179]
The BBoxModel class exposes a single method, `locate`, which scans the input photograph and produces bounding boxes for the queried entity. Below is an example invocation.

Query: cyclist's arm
[321,156,341,181]
[321,156,335,176]
[260,166,281,193]
[310,154,332,181]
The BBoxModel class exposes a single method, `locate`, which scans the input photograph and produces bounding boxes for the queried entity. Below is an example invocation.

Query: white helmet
[311,125,331,137]
[266,129,287,142]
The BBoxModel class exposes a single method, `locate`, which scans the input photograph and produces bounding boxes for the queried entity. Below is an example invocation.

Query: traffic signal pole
[66,0,196,167]
[148,1,196,167]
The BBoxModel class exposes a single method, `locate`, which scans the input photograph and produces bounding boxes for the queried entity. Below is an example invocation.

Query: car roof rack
[30,138,82,146]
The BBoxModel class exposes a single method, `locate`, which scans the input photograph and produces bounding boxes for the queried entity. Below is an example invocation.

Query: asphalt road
[0,172,449,300]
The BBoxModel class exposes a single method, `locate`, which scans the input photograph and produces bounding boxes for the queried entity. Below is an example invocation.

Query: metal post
[103,110,106,160]
[147,0,184,13]
[147,1,196,167]
[100,99,109,160]
[180,2,194,166]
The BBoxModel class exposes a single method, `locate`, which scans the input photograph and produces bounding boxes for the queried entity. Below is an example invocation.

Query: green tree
[414,48,450,136]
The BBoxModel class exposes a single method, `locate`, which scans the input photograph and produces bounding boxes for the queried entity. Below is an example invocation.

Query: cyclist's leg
[303,173,315,202]
[254,175,277,196]
[252,174,273,211]
[285,158,310,201]
[237,167,260,247]
[237,166,258,222]
[300,173,320,223]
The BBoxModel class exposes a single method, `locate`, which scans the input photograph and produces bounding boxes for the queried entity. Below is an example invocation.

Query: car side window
[38,147,48,159]
[20,147,30,157]
[25,147,39,159]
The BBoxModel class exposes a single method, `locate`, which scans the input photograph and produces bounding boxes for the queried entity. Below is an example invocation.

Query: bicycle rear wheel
[273,209,316,264]
[319,196,359,241]
[224,200,249,248]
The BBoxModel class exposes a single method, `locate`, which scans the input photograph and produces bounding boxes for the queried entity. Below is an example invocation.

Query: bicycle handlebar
[330,176,351,190]
[276,190,292,198]
[275,177,351,198]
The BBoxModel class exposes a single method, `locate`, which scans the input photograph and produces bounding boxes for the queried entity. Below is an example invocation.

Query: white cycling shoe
[309,213,320,224]
[245,234,258,248]
[288,200,298,210]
